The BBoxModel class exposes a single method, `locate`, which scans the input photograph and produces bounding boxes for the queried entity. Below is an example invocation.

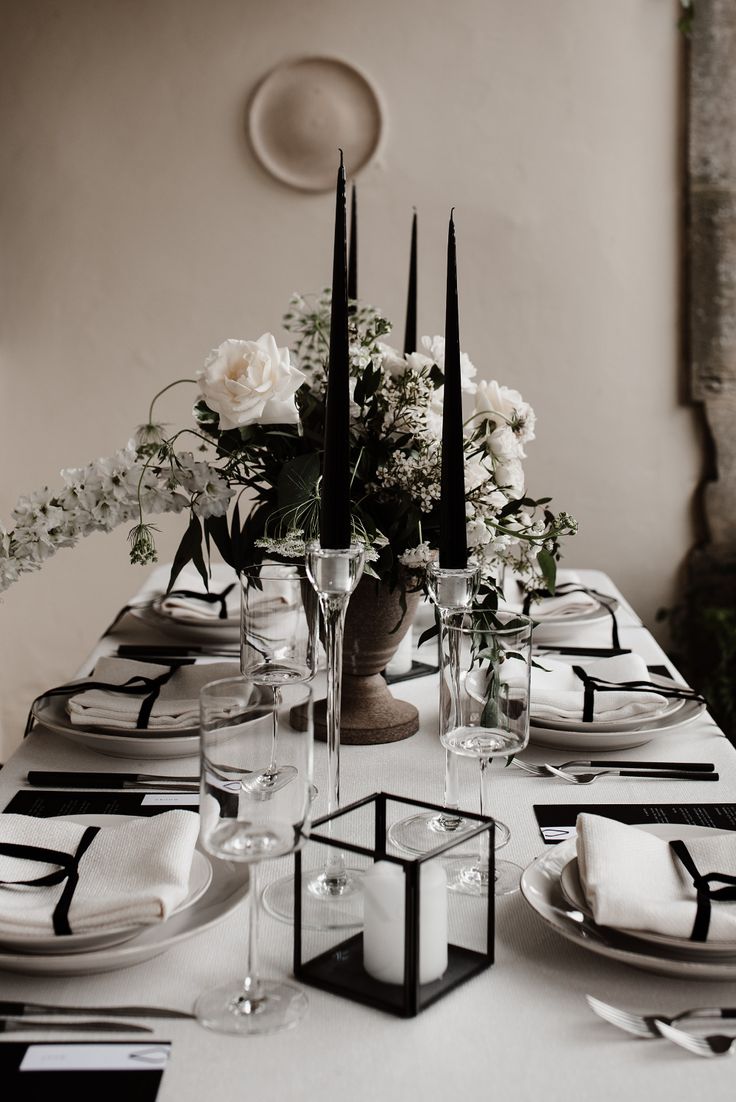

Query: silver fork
[656,1020,736,1057]
[586,995,736,1039]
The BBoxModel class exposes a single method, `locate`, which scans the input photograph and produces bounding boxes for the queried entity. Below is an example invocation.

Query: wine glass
[240,562,318,794]
[195,676,314,1035]
[439,609,532,896]
[388,563,480,853]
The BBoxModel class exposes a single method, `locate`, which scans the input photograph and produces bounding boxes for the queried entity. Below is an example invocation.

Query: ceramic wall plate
[248,56,383,191]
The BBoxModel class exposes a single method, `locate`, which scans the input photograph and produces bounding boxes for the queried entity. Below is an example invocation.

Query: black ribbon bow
[570,665,704,723]
[669,839,736,942]
[25,663,188,737]
[165,583,236,620]
[0,826,100,936]
[523,583,620,648]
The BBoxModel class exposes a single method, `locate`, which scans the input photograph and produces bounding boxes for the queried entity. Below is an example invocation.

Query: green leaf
[205,514,235,569]
[537,548,557,592]
[417,622,439,648]
[167,514,204,592]
[277,452,320,511]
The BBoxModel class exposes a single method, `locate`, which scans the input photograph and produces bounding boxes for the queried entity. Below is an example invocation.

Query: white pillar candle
[362,860,448,985]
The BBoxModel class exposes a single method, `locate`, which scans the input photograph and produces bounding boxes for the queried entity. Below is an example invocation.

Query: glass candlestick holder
[388,563,480,855]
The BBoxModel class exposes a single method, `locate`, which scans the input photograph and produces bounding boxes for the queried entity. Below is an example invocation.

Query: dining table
[1,565,734,1101]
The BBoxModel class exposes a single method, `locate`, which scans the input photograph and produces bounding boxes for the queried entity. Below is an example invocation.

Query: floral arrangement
[0,291,576,596]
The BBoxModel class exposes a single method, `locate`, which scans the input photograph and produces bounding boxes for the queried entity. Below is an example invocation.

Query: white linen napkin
[504,570,600,618]
[527,652,669,723]
[158,567,240,622]
[576,813,736,941]
[66,658,239,729]
[0,810,200,936]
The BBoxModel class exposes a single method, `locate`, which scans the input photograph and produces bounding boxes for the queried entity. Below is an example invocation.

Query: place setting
[520,811,736,982]
[521,650,707,751]
[0,799,249,978]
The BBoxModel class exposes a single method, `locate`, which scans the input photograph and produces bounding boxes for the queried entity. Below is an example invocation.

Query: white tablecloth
[1,568,735,1101]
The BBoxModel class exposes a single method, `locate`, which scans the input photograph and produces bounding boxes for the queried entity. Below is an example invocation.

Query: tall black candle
[320,152,352,549]
[403,209,417,355]
[439,210,468,568]
[348,182,358,306]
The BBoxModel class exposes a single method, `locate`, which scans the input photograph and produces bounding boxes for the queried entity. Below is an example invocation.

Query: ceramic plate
[530,674,688,734]
[559,853,736,958]
[520,825,736,979]
[248,56,383,191]
[0,848,212,956]
[529,691,705,751]
[526,599,620,648]
[31,695,201,760]
[0,831,248,975]
[130,601,240,642]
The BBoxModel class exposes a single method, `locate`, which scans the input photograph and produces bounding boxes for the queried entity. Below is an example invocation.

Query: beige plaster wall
[0,0,698,759]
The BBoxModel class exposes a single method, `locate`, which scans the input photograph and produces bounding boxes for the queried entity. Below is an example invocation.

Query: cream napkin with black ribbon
[526,653,670,723]
[576,813,736,942]
[158,567,240,621]
[0,810,200,937]
[503,570,600,619]
[66,658,239,729]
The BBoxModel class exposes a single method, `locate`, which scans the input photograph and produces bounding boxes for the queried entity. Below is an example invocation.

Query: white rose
[420,335,477,393]
[474,380,536,449]
[488,425,521,462]
[495,458,525,498]
[198,334,305,430]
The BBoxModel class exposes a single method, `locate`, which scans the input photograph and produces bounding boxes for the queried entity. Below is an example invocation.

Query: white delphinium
[174,454,233,519]
[0,443,231,592]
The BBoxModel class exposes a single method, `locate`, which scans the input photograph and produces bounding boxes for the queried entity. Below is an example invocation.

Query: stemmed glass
[388,563,479,853]
[196,675,314,1036]
[240,562,318,794]
[439,609,532,896]
[262,542,365,929]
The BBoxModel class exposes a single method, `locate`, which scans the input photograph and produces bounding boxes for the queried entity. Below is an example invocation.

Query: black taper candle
[439,210,468,568]
[348,182,357,306]
[403,209,418,355]
[320,151,352,549]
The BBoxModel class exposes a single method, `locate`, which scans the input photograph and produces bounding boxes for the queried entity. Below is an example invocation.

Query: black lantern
[293,792,495,1018]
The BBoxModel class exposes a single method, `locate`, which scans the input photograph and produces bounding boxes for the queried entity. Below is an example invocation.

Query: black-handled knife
[0,1000,194,1020]
[565,760,716,771]
[0,1017,153,1033]
[27,771,199,789]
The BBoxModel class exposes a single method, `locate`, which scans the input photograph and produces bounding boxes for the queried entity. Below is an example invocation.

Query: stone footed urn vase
[315,573,422,745]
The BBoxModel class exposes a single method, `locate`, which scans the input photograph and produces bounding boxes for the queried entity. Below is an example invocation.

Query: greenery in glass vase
[0,290,576,598]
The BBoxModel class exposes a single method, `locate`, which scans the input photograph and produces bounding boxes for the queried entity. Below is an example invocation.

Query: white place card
[20,1043,172,1072]
[141,793,199,806]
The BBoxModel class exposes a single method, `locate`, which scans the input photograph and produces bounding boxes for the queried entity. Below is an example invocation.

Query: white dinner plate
[0,847,212,956]
[526,597,619,643]
[559,854,736,958]
[520,824,736,980]
[130,600,240,641]
[529,688,705,751]
[0,821,248,975]
[530,674,688,734]
[32,695,201,760]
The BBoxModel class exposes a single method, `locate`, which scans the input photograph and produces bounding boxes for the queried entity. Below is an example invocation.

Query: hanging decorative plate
[247,56,383,191]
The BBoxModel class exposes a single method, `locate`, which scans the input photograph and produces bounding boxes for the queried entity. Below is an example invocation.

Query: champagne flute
[196,676,314,1035]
